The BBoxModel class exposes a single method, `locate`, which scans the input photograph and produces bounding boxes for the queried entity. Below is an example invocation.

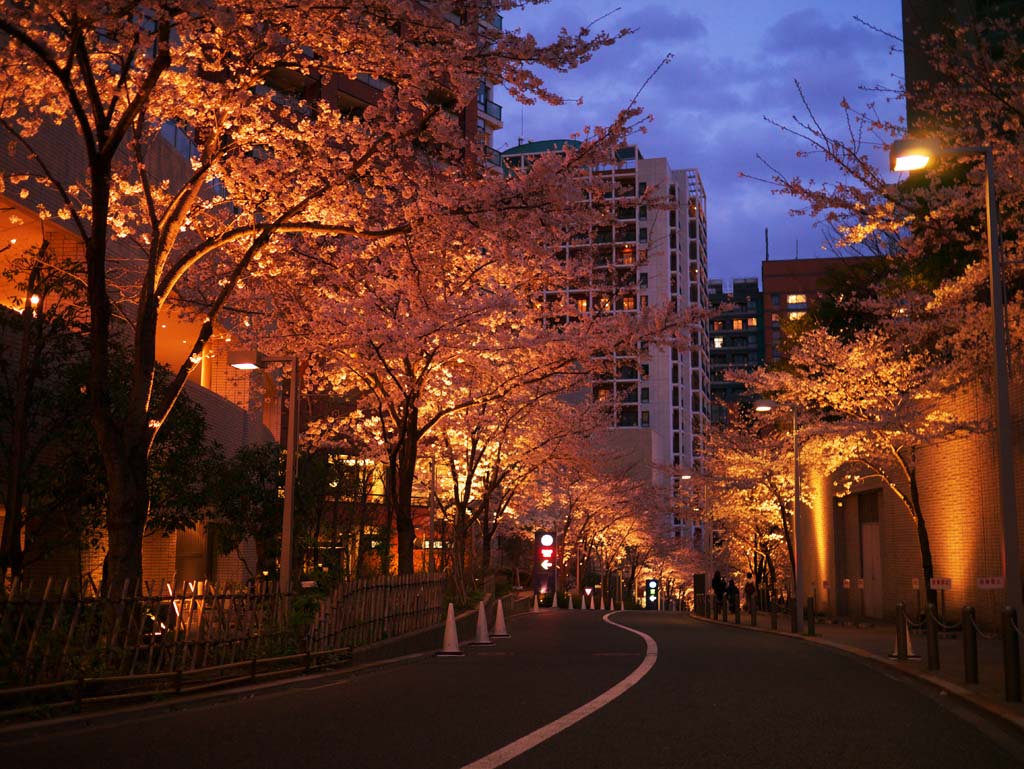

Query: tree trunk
[102,435,150,593]
[909,467,937,610]
[391,421,419,574]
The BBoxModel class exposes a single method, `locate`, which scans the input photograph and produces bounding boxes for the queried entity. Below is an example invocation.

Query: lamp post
[680,470,713,613]
[229,349,301,596]
[891,138,1022,623]
[755,399,803,633]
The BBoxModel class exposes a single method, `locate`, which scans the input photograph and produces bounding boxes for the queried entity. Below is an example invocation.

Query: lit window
[713,337,724,349]
[576,297,588,312]
[621,295,636,311]
[788,310,806,320]
[786,293,807,305]
[747,317,757,327]
[732,319,744,330]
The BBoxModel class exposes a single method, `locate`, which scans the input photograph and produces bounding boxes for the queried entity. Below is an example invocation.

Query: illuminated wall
[802,380,1024,628]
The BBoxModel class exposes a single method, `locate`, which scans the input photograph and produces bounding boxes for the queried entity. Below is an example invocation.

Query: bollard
[790,597,798,634]
[962,606,978,685]
[1002,606,1022,702]
[896,602,908,661]
[770,599,778,630]
[750,603,758,628]
[926,603,940,671]
[734,599,740,624]
[806,596,815,636]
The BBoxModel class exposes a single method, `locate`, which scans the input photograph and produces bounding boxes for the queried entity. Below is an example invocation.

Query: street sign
[929,577,952,590]
[978,576,1005,590]
[842,578,851,589]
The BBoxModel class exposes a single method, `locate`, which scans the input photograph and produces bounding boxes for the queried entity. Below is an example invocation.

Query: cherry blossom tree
[735,324,976,607]
[0,0,630,590]
[703,407,800,599]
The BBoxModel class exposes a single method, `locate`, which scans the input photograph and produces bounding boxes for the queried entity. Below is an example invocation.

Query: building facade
[501,141,711,538]
[708,277,764,422]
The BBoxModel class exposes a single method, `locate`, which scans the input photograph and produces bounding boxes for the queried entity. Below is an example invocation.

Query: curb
[689,612,1024,737]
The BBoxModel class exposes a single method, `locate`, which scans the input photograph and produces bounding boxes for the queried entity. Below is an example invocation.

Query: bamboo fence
[1,572,448,695]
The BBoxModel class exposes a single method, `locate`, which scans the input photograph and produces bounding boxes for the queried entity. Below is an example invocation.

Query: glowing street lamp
[229,349,301,596]
[755,399,804,634]
[890,137,1022,623]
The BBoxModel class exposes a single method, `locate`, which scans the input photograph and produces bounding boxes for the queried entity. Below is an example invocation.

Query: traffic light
[645,578,660,609]
[532,531,557,607]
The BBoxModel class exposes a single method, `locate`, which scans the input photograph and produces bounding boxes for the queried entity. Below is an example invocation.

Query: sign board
[911,577,920,590]
[929,577,952,591]
[842,578,851,590]
[978,576,1005,590]
[857,578,865,590]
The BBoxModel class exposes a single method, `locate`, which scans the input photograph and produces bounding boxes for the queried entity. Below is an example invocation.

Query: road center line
[459,613,658,769]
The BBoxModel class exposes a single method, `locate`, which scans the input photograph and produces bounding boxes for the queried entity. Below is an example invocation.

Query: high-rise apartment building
[708,278,764,422]
[501,141,710,536]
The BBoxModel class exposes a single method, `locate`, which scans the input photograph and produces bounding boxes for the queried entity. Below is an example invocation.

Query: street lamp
[890,137,1022,623]
[229,349,302,596]
[755,399,804,633]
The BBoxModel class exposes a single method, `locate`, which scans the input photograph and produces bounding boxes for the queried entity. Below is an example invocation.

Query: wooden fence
[1,572,448,693]
[307,573,447,652]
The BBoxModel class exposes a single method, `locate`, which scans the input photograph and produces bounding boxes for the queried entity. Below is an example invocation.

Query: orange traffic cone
[600,595,606,611]
[492,599,510,638]
[568,594,575,610]
[437,602,463,656]
[531,594,540,612]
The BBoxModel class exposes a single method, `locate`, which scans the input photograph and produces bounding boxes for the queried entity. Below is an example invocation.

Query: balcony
[481,98,502,121]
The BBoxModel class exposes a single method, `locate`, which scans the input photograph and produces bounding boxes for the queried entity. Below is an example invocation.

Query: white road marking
[459,613,658,769]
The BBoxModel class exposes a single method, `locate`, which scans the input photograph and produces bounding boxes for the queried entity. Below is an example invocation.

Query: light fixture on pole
[755,399,803,634]
[891,137,1022,623]
[229,349,301,596]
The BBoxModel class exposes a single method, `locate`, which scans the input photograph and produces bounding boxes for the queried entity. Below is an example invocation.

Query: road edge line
[459,612,657,769]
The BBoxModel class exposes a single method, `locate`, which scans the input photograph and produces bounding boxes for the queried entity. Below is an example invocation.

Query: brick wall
[807,379,1024,628]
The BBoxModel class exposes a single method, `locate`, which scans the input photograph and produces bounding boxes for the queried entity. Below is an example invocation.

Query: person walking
[711,570,726,619]
[743,572,757,615]
[726,578,740,617]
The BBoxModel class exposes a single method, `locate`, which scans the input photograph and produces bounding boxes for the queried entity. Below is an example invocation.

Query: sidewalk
[693,607,1024,733]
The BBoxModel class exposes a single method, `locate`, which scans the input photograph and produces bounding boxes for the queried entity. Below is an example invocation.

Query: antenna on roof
[764,227,769,261]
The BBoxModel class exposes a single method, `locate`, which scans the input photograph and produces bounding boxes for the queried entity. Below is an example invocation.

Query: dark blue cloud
[495,1,905,278]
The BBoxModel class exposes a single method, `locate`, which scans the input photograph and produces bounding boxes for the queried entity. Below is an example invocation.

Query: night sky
[493,1,906,281]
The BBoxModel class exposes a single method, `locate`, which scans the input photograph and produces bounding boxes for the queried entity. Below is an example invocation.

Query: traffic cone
[888,624,920,659]
[531,594,540,612]
[437,602,463,656]
[568,594,574,610]
[492,599,510,638]
[470,600,494,645]
[600,595,606,611]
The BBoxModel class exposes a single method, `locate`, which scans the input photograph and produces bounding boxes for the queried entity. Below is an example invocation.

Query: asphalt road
[5,610,1024,769]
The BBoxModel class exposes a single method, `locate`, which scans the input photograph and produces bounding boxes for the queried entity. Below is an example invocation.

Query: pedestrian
[726,578,740,615]
[711,570,726,616]
[743,572,757,614]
